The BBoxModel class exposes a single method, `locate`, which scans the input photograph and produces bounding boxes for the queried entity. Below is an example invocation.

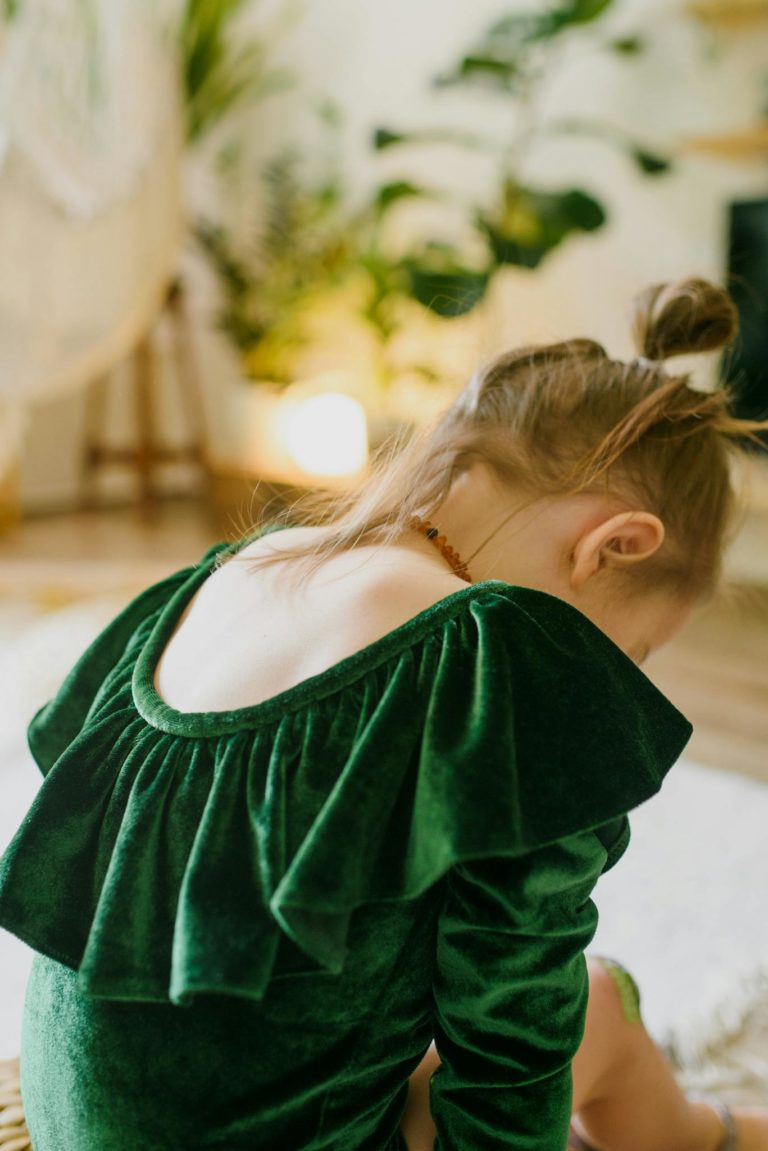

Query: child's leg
[570,955,724,1151]
[400,1041,440,1151]
[401,954,768,1151]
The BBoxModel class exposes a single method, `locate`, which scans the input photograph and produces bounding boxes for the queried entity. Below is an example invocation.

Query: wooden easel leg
[167,278,214,505]
[79,372,110,512]
[77,278,214,517]
[133,334,159,520]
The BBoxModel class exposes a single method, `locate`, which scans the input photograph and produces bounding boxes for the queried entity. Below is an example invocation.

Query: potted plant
[372,0,672,305]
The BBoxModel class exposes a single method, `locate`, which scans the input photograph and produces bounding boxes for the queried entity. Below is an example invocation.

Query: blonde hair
[222,276,766,602]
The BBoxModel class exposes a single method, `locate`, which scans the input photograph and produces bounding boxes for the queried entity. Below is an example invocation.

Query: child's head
[232,276,765,616]
[407,276,753,605]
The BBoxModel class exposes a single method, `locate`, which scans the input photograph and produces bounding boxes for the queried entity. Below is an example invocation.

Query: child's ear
[570,512,665,588]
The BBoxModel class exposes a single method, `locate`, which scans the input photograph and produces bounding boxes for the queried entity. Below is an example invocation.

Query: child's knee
[587,954,643,1026]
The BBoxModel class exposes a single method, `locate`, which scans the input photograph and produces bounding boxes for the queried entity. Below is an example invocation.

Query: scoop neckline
[131,527,515,737]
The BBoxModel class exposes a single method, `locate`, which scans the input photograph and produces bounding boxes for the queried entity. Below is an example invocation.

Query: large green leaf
[397,241,494,317]
[479,185,606,268]
[482,0,615,50]
[405,265,491,317]
[372,126,492,151]
[609,35,644,54]
[434,54,523,92]
[546,118,673,177]
[373,128,408,150]
[180,0,291,143]
[375,181,431,211]
[433,0,618,96]
[558,189,606,230]
[486,11,553,42]
[564,0,615,25]
[631,148,672,175]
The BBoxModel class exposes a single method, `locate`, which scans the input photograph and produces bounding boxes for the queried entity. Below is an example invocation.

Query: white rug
[0,591,767,1105]
[591,761,768,1105]
[0,589,133,1062]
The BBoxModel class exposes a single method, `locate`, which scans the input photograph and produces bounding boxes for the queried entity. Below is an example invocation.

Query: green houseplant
[196,103,496,400]
[371,0,673,315]
[179,0,292,145]
[196,0,676,394]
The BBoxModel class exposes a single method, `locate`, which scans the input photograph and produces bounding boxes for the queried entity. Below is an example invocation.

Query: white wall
[16,0,768,512]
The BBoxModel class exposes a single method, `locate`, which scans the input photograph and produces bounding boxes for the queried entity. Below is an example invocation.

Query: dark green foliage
[363,2,671,319]
[373,1,671,298]
[373,126,492,152]
[547,118,673,177]
[198,0,675,366]
[194,220,268,348]
[609,35,644,54]
[557,0,615,27]
[195,220,251,296]
[402,243,492,315]
[437,0,616,89]
[194,143,391,378]
[180,0,291,143]
[405,267,491,317]
[631,148,672,175]
[375,181,430,212]
[479,187,606,269]
[373,128,407,150]
[434,55,524,93]
[558,189,606,231]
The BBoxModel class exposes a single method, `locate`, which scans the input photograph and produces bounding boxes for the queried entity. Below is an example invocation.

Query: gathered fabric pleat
[0,533,693,1008]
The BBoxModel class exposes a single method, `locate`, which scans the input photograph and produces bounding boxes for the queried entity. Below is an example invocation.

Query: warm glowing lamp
[282,391,368,478]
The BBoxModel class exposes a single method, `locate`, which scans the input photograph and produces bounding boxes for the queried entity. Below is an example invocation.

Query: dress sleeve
[430,825,612,1150]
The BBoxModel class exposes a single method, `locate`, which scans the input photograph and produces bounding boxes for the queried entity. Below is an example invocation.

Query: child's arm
[430,826,611,1150]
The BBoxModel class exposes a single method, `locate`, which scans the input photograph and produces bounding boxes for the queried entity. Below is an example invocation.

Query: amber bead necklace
[408,514,473,584]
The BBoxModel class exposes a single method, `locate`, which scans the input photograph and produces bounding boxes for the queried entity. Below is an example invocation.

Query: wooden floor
[646,582,768,783]
[2,495,767,784]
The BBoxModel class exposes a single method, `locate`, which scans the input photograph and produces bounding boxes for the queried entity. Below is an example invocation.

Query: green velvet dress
[0,525,693,1150]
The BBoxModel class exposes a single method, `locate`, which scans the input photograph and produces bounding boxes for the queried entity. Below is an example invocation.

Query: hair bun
[631,276,739,361]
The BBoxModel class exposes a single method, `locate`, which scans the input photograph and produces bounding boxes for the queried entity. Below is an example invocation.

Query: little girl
[0,276,766,1150]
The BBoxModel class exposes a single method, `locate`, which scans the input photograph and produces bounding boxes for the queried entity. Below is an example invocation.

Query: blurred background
[0,0,767,1093]
[0,0,766,764]
[0,0,765,728]
[2,0,766,773]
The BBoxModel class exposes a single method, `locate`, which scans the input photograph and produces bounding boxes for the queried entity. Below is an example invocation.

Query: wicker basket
[0,1059,31,1150]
